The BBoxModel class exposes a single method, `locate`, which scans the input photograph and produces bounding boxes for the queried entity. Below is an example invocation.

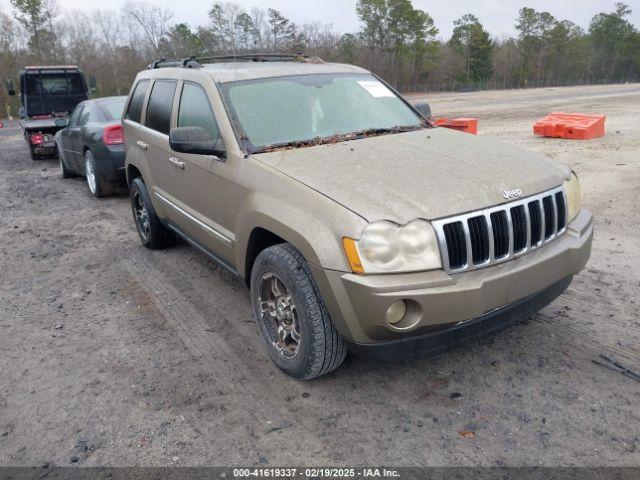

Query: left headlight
[564,171,582,222]
[342,220,442,274]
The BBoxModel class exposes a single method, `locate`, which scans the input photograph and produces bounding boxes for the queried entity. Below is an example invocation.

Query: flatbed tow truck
[7,65,91,160]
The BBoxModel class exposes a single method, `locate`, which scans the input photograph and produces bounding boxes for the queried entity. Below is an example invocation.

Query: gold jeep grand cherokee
[123,54,593,380]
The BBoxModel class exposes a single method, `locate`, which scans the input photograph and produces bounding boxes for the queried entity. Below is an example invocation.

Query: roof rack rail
[197,53,311,63]
[148,53,323,69]
[148,56,202,70]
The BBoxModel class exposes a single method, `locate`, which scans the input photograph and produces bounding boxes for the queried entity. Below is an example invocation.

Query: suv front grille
[432,186,568,273]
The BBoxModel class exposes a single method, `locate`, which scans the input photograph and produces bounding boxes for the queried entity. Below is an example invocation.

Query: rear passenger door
[137,79,184,226]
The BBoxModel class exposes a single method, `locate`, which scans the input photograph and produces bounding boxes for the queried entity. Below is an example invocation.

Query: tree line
[1,0,639,116]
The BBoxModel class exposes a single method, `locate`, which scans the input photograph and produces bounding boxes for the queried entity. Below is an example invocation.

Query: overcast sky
[1,0,639,39]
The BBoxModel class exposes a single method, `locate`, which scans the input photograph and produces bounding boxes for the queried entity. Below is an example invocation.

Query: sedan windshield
[220,74,426,153]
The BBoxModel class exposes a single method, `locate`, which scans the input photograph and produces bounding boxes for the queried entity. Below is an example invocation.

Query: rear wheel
[129,177,176,249]
[27,141,38,161]
[85,150,114,198]
[250,244,347,380]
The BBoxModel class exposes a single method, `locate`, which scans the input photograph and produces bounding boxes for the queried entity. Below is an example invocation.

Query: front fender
[234,190,367,278]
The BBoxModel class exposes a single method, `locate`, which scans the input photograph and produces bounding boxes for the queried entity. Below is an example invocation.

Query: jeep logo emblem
[502,189,523,200]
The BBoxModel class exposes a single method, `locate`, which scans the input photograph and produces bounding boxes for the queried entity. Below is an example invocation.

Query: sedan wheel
[85,154,97,194]
[84,150,113,197]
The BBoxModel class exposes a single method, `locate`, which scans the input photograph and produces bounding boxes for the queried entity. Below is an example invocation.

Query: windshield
[220,73,426,153]
[99,97,127,121]
[25,73,85,96]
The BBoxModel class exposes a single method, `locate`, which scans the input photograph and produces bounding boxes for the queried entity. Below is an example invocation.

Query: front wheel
[250,244,347,380]
[57,144,74,178]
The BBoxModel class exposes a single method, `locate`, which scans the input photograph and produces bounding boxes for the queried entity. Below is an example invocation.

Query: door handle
[136,140,148,150]
[168,156,185,169]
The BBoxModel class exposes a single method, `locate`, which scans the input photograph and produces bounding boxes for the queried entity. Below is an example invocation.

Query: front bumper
[347,275,572,361]
[310,209,593,345]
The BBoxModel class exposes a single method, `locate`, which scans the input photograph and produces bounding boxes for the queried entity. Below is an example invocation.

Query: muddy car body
[123,55,593,379]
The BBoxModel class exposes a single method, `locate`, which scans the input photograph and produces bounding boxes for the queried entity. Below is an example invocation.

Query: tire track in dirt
[116,245,332,463]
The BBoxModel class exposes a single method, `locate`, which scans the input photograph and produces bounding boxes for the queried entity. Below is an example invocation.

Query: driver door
[168,81,233,262]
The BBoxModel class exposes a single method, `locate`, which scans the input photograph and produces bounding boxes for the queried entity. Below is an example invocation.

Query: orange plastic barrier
[533,112,605,140]
[434,117,478,134]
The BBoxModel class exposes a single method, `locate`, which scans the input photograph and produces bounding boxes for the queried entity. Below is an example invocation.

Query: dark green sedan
[55,96,127,197]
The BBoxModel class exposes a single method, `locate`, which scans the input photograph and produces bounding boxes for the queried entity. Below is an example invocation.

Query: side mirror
[6,79,15,96]
[169,126,225,158]
[414,101,432,121]
[89,75,97,93]
[54,118,68,128]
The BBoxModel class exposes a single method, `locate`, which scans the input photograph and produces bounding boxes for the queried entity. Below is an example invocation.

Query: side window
[78,105,92,126]
[145,80,177,135]
[125,79,149,124]
[178,83,224,151]
[68,105,83,127]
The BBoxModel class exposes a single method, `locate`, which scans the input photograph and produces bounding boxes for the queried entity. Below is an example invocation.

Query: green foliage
[338,33,357,64]
[450,14,493,83]
[589,2,640,80]
[162,23,204,58]
[355,0,438,88]
[267,8,296,50]
[9,0,55,61]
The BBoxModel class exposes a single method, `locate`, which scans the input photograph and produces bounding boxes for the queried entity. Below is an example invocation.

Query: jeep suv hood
[253,128,570,224]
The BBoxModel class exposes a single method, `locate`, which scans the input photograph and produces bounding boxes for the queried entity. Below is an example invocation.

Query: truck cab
[11,65,91,160]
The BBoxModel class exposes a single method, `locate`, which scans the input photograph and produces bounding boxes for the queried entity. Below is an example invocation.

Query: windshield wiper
[347,125,424,138]
[254,125,424,153]
[256,137,329,153]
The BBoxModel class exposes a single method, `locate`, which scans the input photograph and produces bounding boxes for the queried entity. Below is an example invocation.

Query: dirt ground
[0,83,639,467]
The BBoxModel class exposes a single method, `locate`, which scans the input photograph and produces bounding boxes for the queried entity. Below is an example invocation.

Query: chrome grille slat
[524,202,532,250]
[461,220,473,270]
[551,193,558,238]
[485,212,495,262]
[433,186,567,273]
[506,207,514,257]
[539,198,546,243]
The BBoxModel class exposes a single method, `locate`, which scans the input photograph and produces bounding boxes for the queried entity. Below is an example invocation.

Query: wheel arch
[126,163,143,187]
[240,220,321,287]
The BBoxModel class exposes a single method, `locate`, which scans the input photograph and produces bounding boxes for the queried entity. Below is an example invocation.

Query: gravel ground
[0,83,639,467]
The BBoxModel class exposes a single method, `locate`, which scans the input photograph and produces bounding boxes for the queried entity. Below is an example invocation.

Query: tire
[27,141,38,161]
[57,144,74,179]
[129,177,176,249]
[85,150,114,198]
[250,244,347,380]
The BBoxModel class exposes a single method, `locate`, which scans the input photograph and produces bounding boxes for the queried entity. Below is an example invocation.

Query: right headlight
[342,219,442,274]
[564,171,582,222]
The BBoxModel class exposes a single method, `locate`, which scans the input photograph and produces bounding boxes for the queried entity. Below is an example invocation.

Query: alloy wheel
[258,272,301,359]
[132,191,150,241]
[85,156,96,194]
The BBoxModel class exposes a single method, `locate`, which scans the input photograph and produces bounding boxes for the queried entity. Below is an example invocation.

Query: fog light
[386,300,407,325]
